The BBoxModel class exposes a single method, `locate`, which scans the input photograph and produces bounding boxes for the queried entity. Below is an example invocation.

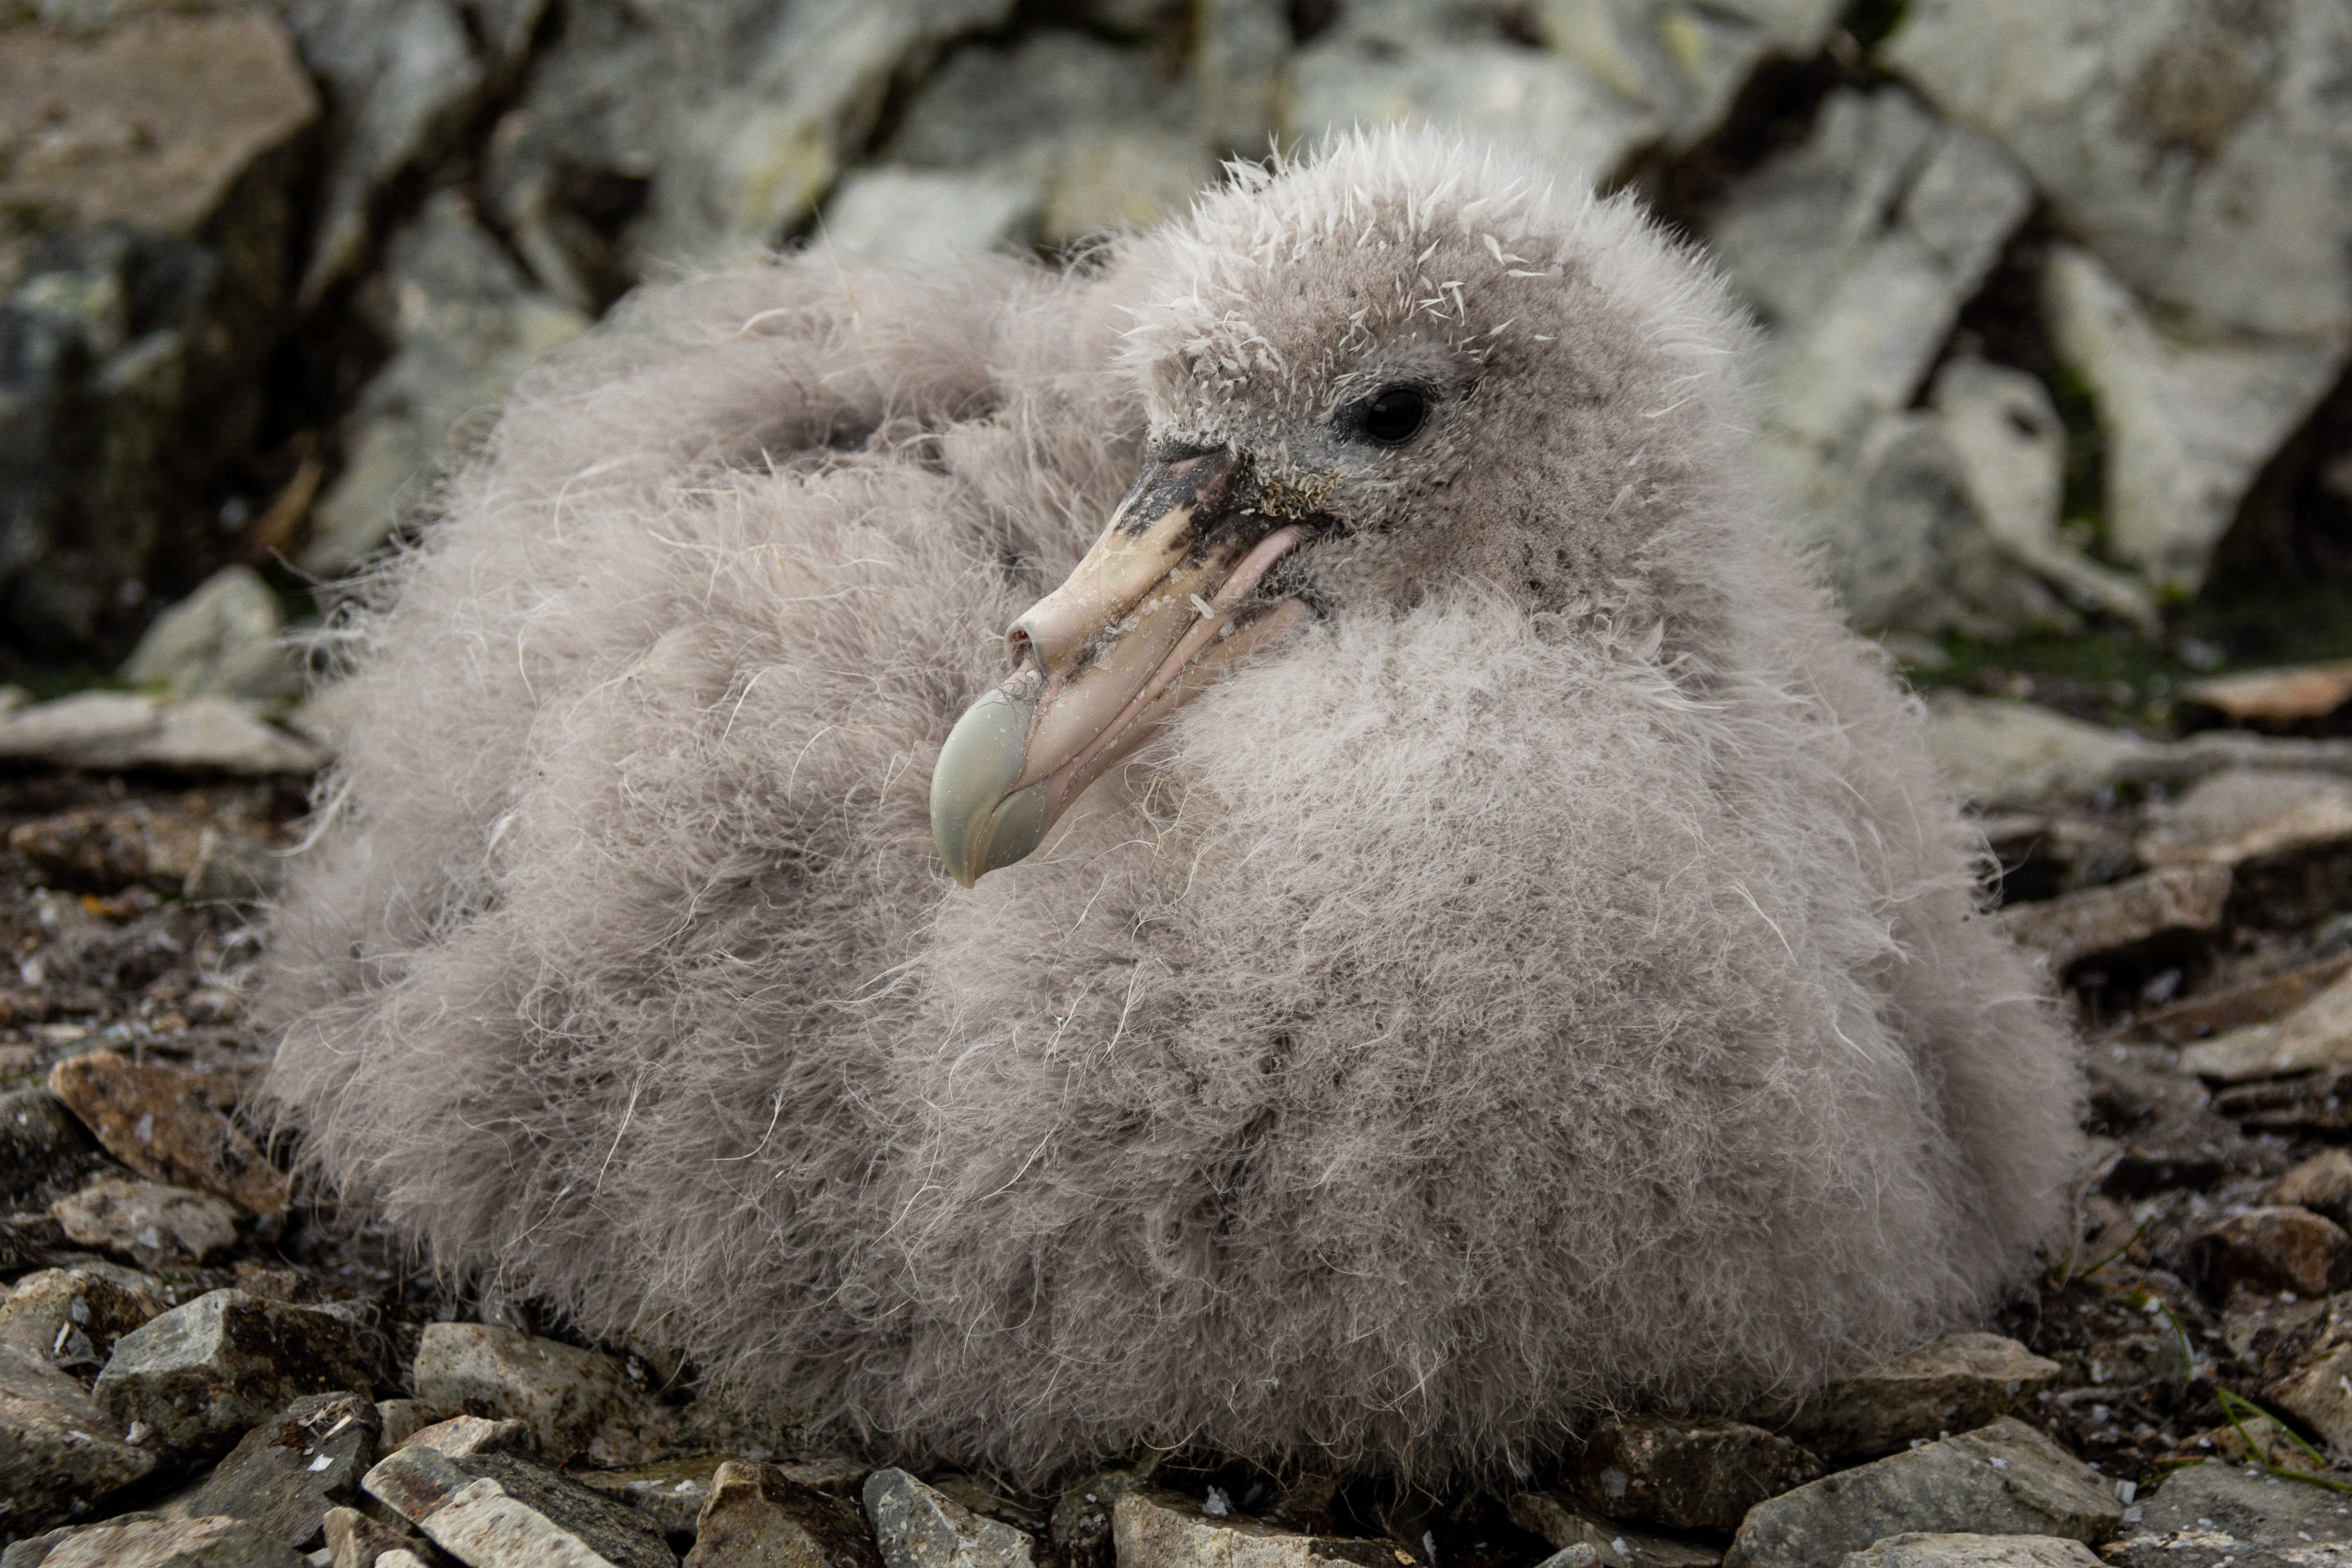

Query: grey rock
[2144,1459,2352,1538]
[2140,770,2352,874]
[485,0,1015,301]
[1997,864,2235,976]
[48,1049,290,1221]
[285,0,492,303]
[1925,697,2157,811]
[821,169,1041,265]
[1707,87,2033,634]
[305,192,591,576]
[1714,86,2030,454]
[1930,357,2159,635]
[1506,1492,1723,1568]
[8,803,280,902]
[2,1514,303,1568]
[887,32,1207,247]
[2261,1342,2352,1456]
[1289,37,1659,190]
[0,1262,168,1371]
[1538,0,1844,151]
[1574,1415,1825,1530]
[2145,768,2352,935]
[865,1469,1035,1568]
[1723,1418,2123,1568]
[1768,1333,2063,1460]
[399,1411,537,1458]
[93,1289,378,1460]
[686,1459,883,1568]
[1193,0,1289,154]
[409,1320,676,1467]
[1840,1536,2103,1568]
[1885,0,2352,339]
[0,692,328,774]
[0,1088,101,1206]
[0,14,316,654]
[1915,697,2352,811]
[2105,1459,2352,1568]
[1834,407,2084,640]
[0,12,316,242]
[2044,244,2347,595]
[2271,1151,2352,1232]
[49,1174,239,1267]
[2189,1206,2352,1296]
[1113,1487,1419,1568]
[183,1390,380,1550]
[362,1439,676,1568]
[118,566,299,704]
[0,1342,155,1537]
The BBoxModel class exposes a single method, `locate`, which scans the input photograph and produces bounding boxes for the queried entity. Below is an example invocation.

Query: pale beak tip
[931,688,1053,886]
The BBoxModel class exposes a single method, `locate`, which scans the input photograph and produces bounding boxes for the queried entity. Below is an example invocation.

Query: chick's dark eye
[1362,386,1428,444]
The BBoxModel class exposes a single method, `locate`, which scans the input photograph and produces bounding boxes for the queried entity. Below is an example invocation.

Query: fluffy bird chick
[260,130,2080,1486]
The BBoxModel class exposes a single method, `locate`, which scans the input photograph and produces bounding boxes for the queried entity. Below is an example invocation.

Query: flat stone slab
[1772,1333,2065,1459]
[1725,1419,2122,1568]
[2191,1206,2352,1296]
[2103,1459,2352,1568]
[2273,1151,2352,1230]
[0,693,326,775]
[181,1390,379,1550]
[0,1263,166,1370]
[866,1469,1039,1568]
[410,1320,674,1466]
[1114,1486,1419,1568]
[1998,864,2233,976]
[2263,1342,2352,1455]
[399,1412,536,1457]
[50,1174,240,1268]
[0,1513,305,1567]
[0,1343,156,1538]
[1575,1416,1825,1530]
[48,1051,289,1222]
[5,804,280,902]
[92,1289,377,1460]
[686,1459,883,1568]
[2139,770,2352,872]
[365,1440,676,1568]
[1840,1535,2103,1568]
[2186,970,2352,1084]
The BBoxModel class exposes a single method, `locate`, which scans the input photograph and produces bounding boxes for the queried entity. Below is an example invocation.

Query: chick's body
[260,133,2080,1484]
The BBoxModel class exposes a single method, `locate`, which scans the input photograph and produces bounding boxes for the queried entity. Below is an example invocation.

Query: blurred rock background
[1,0,2348,732]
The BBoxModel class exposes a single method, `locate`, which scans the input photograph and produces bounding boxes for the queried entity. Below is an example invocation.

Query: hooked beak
[930,448,1315,886]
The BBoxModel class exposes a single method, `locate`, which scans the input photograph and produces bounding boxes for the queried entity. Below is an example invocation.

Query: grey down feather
[259,129,2083,1485]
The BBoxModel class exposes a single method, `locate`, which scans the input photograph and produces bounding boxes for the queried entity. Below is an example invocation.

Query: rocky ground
[6,0,2352,1564]
[10,677,2352,1565]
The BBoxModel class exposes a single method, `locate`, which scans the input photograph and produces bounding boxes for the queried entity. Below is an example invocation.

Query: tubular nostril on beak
[1005,625,1035,670]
